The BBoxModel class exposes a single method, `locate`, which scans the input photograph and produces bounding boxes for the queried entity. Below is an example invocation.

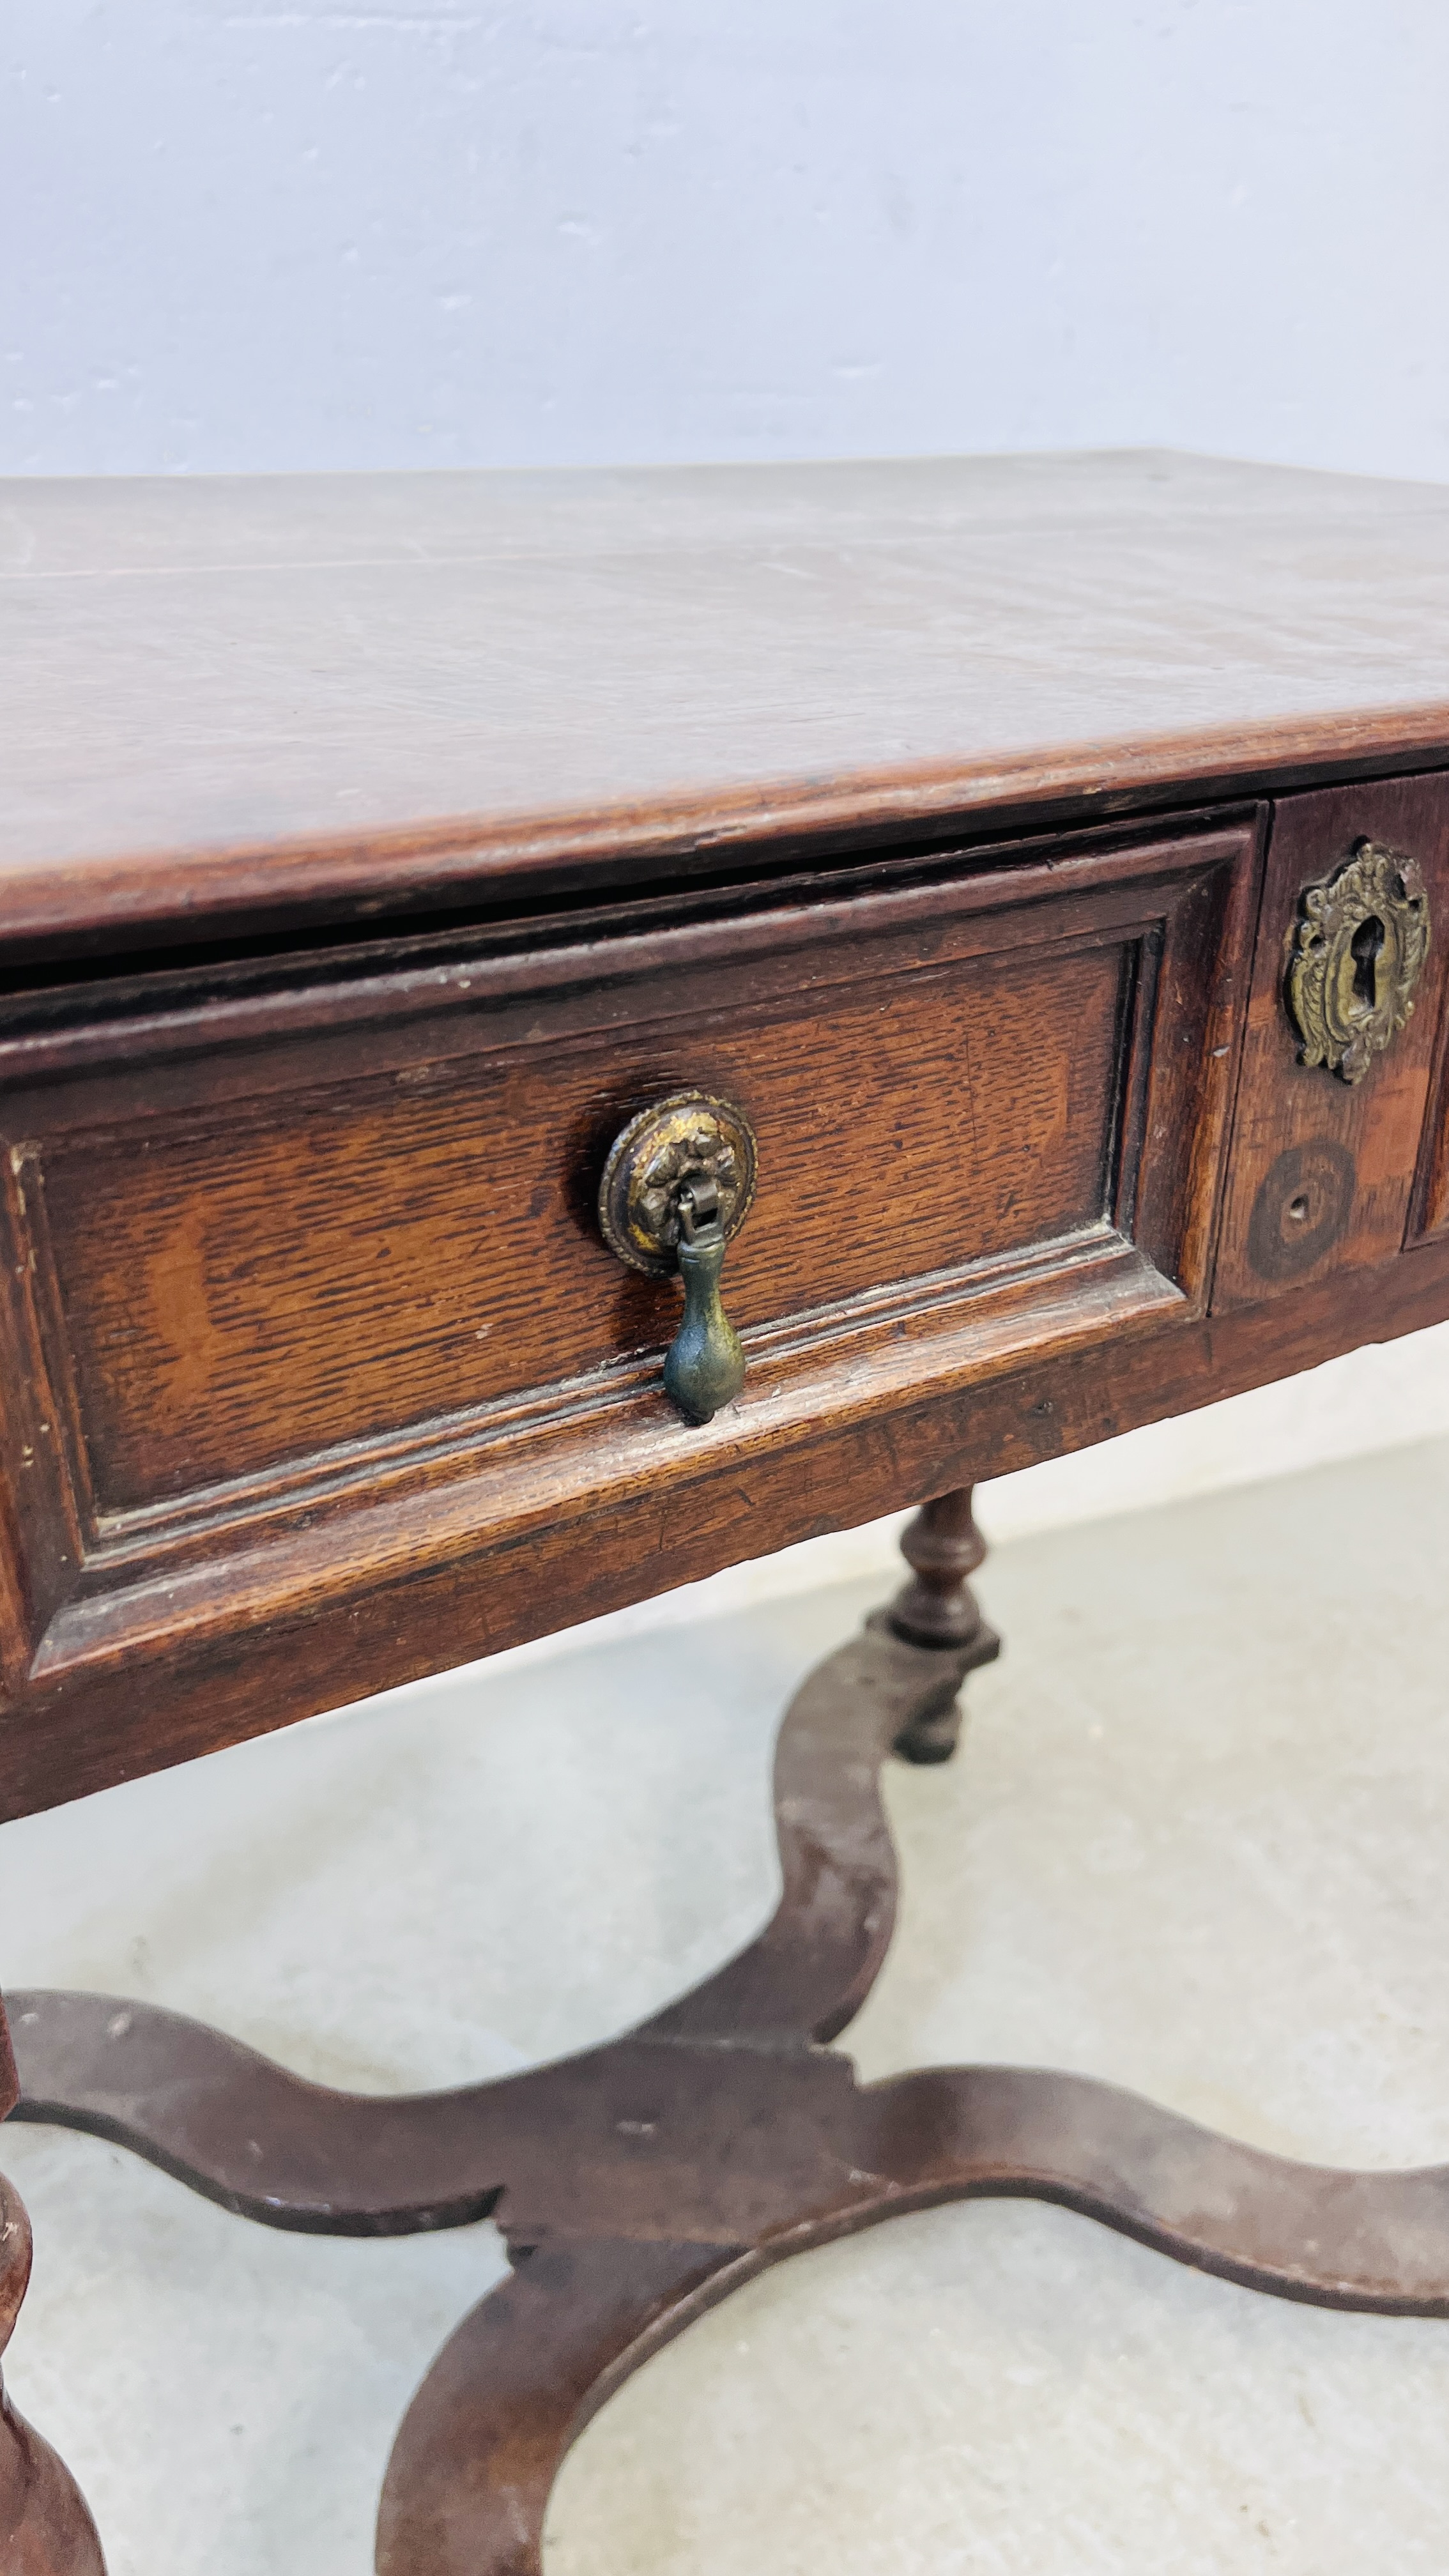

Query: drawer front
[1213,774,1449,1310]
[0,817,1257,1780]
[26,933,1135,1514]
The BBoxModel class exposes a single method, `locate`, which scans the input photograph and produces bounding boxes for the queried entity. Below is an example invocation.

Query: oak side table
[4,452,1449,2570]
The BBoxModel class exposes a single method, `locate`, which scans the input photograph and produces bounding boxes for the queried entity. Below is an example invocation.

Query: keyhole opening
[1351,913,1385,1010]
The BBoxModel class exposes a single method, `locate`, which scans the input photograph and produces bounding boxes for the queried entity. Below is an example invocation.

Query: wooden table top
[4,447,1449,1813]
[6,449,1449,961]
[9,453,1449,2576]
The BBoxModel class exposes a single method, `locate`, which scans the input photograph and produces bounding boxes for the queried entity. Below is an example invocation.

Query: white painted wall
[6,0,1449,1584]
[7,0,1449,480]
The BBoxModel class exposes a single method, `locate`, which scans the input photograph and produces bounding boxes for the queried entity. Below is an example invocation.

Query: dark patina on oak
[11,1509,1449,2572]
[5,452,1449,2566]
[1,2007,105,2574]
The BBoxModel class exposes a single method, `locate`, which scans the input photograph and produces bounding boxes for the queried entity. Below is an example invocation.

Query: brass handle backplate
[1285,838,1431,1085]
[599,1091,758,1425]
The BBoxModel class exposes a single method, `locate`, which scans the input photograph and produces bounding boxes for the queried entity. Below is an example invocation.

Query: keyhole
[1350,913,1385,1010]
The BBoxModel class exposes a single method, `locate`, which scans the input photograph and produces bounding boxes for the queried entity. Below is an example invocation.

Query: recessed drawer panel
[1213,774,1449,1310]
[0,817,1257,1703]
[36,937,1127,1515]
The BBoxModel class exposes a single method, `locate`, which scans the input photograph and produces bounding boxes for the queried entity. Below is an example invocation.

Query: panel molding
[0,813,1261,1736]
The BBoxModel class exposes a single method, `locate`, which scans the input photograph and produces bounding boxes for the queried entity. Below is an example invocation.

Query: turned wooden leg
[15,1609,1449,2576]
[886,1485,1000,1763]
[1,2005,105,2575]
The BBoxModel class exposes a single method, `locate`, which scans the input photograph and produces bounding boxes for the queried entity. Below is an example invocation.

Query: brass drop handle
[664,1175,746,1423]
[599,1091,758,1425]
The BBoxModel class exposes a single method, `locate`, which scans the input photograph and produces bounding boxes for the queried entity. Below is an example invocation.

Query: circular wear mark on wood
[1246,1140,1356,1282]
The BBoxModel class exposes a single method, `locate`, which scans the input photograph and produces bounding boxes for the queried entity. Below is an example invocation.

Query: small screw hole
[1287,1193,1310,1223]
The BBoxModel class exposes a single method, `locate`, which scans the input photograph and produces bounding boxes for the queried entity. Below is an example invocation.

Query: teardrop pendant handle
[663,1200,746,1425]
[598,1090,757,1427]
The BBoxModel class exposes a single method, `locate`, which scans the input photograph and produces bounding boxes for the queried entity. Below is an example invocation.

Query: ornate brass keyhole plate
[1284,838,1430,1084]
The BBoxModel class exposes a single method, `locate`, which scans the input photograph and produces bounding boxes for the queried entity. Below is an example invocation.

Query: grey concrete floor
[3,1436,1449,2572]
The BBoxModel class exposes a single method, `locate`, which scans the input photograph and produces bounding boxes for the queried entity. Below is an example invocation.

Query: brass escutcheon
[1284,838,1431,1085]
[598,1091,758,1425]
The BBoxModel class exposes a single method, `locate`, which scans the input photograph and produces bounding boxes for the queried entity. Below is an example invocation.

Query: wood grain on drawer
[35,937,1127,1516]
[0,816,1258,1807]
[1213,774,1449,1308]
